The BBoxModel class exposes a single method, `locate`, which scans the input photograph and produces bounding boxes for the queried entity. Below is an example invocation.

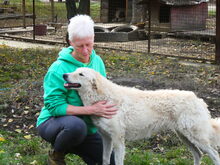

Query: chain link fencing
[0,0,218,62]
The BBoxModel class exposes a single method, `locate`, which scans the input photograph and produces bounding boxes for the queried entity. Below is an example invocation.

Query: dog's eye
[79,73,84,76]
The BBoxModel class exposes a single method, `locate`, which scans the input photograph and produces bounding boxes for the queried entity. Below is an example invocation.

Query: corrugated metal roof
[160,0,209,6]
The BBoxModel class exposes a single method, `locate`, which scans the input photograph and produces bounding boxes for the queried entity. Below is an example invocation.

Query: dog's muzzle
[63,74,81,89]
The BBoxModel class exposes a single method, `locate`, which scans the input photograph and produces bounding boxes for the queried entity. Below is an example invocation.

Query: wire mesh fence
[0,0,218,62]
[0,0,31,28]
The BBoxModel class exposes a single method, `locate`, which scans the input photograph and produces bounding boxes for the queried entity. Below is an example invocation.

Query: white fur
[65,68,220,165]
[68,15,94,42]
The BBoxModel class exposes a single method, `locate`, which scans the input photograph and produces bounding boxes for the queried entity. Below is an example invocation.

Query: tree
[131,0,148,24]
[65,0,90,20]
[3,0,10,5]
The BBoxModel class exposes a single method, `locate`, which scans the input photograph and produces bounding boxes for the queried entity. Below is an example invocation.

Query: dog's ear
[90,72,103,94]
[92,78,97,90]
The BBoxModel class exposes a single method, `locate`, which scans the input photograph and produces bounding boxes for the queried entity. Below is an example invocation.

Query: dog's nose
[63,74,68,81]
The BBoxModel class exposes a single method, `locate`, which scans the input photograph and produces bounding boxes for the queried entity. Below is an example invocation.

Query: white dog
[63,67,220,165]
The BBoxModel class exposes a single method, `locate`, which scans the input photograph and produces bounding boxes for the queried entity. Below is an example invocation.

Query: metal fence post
[33,0,36,41]
[216,0,220,64]
[22,0,26,28]
[148,0,151,54]
[51,0,55,22]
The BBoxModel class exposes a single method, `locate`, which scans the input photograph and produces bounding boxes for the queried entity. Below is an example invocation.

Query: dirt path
[0,38,59,49]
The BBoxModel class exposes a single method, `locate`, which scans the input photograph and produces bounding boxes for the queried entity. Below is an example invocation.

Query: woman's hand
[88,100,118,119]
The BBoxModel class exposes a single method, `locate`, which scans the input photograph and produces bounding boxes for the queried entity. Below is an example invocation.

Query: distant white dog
[63,67,220,165]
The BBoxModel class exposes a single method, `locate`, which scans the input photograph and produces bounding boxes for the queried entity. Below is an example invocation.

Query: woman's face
[70,36,94,63]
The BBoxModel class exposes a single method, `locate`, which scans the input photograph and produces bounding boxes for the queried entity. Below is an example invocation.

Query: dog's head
[63,68,99,91]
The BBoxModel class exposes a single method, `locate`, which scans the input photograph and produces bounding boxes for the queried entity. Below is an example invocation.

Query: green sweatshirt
[36,46,106,134]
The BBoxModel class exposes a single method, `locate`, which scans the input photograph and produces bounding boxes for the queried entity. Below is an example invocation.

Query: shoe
[47,150,66,165]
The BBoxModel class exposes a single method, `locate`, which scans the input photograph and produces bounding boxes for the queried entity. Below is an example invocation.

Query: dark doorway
[159,4,171,23]
[109,0,126,22]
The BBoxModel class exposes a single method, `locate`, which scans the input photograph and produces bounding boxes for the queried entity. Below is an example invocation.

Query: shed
[150,0,209,31]
[100,0,208,32]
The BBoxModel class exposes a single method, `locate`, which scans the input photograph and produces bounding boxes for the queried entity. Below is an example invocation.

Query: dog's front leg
[113,139,125,165]
[101,133,113,165]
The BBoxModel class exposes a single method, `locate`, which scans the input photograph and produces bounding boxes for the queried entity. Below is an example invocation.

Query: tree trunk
[3,0,10,5]
[131,0,147,24]
[78,0,90,15]
[65,0,90,21]
[65,0,77,20]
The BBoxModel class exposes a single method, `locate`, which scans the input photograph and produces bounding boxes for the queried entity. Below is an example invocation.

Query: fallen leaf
[35,112,40,116]
[29,125,34,129]
[8,119,13,123]
[0,137,5,142]
[15,153,21,158]
[15,129,22,133]
[30,160,38,165]
[24,135,31,140]
[24,106,30,109]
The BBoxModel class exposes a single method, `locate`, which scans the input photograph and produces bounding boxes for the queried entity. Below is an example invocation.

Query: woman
[36,15,117,165]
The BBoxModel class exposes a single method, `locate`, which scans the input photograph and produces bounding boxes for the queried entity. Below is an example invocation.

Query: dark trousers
[37,116,115,165]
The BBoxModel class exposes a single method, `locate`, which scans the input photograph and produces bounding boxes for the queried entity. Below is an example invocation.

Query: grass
[0,45,57,89]
[208,10,216,17]
[0,45,218,164]
[0,130,86,165]
[0,130,214,164]
[0,0,101,23]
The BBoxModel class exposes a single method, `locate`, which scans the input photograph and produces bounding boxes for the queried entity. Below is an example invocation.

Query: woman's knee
[37,116,87,144]
[57,116,88,147]
[62,116,87,138]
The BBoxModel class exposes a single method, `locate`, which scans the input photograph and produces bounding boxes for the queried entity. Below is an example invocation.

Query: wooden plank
[0,29,32,34]
[0,14,33,20]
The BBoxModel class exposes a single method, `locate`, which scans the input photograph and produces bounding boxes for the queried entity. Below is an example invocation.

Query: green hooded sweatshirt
[36,46,106,134]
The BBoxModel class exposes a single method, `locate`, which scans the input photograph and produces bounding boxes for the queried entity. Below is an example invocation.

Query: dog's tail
[210,118,220,148]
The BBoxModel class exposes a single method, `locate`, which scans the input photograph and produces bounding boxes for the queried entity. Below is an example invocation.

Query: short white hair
[68,15,94,42]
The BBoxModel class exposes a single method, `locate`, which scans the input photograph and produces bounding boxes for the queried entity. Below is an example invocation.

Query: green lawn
[0,130,214,165]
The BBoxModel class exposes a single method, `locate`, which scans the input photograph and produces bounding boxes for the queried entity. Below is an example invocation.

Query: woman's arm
[66,100,117,119]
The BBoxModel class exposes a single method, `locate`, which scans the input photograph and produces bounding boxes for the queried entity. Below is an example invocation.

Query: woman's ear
[66,32,70,46]
[69,40,74,47]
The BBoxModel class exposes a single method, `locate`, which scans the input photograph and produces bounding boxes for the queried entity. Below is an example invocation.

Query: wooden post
[216,0,220,64]
[51,0,55,22]
[22,0,26,28]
